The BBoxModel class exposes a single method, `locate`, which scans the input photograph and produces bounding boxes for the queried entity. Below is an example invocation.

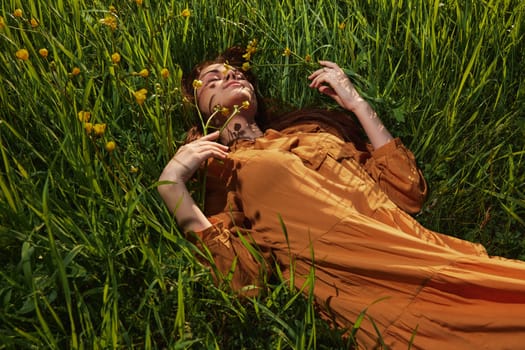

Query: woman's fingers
[193,143,229,159]
[177,142,228,162]
[318,60,339,69]
[307,60,364,111]
[199,130,220,141]
[308,61,341,79]
[194,131,229,150]
[167,143,227,182]
[160,131,230,184]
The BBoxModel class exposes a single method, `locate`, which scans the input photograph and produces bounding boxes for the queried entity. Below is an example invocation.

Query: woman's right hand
[159,131,229,184]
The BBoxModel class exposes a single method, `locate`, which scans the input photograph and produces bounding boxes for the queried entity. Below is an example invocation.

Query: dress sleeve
[362,138,428,214]
[188,215,271,297]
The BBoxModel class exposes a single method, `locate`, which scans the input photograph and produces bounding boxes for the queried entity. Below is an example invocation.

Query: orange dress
[193,122,525,350]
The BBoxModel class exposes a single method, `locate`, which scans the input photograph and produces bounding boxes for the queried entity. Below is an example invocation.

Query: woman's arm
[308,61,427,212]
[158,131,229,233]
[158,132,268,295]
[308,60,393,149]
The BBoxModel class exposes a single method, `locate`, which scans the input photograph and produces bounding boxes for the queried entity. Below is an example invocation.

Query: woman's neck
[218,115,263,145]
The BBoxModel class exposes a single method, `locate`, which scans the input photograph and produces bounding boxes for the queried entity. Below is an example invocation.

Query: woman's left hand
[308,60,364,112]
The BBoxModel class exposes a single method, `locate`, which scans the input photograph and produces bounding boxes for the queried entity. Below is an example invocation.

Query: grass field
[0,0,524,348]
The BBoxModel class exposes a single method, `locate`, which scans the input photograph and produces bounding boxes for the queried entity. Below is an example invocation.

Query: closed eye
[204,76,220,87]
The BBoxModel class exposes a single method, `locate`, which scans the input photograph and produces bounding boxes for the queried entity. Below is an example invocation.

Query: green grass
[0,0,524,348]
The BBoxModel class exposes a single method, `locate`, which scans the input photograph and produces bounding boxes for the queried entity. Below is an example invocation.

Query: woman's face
[195,63,257,118]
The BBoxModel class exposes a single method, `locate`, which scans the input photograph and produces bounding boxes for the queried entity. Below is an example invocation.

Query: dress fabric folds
[193,122,525,350]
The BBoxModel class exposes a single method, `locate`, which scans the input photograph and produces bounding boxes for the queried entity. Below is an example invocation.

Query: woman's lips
[224,81,243,89]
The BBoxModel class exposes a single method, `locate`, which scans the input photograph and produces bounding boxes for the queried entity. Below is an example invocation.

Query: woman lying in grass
[158,47,525,349]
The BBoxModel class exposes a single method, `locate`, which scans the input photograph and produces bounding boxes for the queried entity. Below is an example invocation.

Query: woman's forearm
[157,132,228,233]
[350,99,393,149]
[307,61,395,149]
[158,181,212,233]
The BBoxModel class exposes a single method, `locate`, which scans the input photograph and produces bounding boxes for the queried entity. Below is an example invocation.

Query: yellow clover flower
[15,49,29,61]
[160,68,169,79]
[338,22,346,30]
[220,106,230,117]
[305,54,312,63]
[111,52,121,64]
[222,63,233,74]
[135,0,143,5]
[133,88,148,105]
[93,123,107,136]
[138,68,149,78]
[105,141,116,152]
[241,100,250,110]
[39,48,49,58]
[283,47,292,57]
[99,15,117,30]
[78,110,91,122]
[84,122,93,134]
[71,67,81,76]
[241,62,251,72]
[243,38,258,60]
[13,9,23,18]
[192,79,203,89]
[181,8,190,17]
[30,18,39,28]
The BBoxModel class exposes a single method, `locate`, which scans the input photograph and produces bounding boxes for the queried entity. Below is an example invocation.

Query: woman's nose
[224,69,235,80]
[224,68,241,81]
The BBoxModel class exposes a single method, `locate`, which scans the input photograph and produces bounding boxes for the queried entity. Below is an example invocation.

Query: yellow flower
[84,122,93,134]
[243,38,257,60]
[15,49,29,61]
[160,68,169,79]
[30,18,39,27]
[13,9,23,18]
[220,106,230,117]
[135,0,143,5]
[338,22,346,30]
[222,63,233,74]
[0,16,5,29]
[130,165,139,173]
[111,52,121,64]
[283,47,292,57]
[39,48,48,58]
[105,141,116,152]
[181,8,190,17]
[99,15,117,30]
[71,67,81,76]
[241,100,250,110]
[305,54,312,63]
[109,6,117,14]
[138,68,149,78]
[93,123,107,136]
[78,110,91,122]
[192,79,203,89]
[133,88,148,105]
[241,62,251,72]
